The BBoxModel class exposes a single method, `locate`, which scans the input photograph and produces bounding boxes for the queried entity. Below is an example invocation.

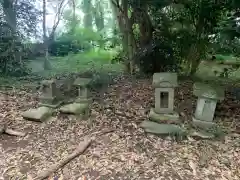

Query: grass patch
[214,54,239,62]
[28,49,123,78]
[0,49,123,88]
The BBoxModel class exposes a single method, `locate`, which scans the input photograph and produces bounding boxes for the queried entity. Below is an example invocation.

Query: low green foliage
[28,49,123,78]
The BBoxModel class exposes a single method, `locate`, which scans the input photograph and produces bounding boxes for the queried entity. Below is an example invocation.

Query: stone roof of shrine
[152,73,178,88]
[73,78,92,87]
[193,82,224,100]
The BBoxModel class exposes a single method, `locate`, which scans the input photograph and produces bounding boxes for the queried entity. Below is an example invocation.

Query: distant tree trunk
[43,0,51,70]
[83,0,93,29]
[94,0,104,32]
[69,0,76,33]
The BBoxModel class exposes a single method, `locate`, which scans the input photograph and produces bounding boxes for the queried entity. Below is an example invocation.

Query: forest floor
[0,75,240,180]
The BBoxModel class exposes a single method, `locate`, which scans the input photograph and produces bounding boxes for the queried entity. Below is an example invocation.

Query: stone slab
[75,97,93,104]
[190,131,215,139]
[140,120,185,135]
[39,96,62,108]
[59,103,89,115]
[22,107,52,122]
[192,116,216,129]
[149,108,179,123]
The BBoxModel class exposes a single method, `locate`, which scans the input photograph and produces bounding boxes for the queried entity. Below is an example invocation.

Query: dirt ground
[0,76,239,180]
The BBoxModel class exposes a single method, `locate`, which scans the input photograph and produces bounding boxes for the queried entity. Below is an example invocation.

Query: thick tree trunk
[111,0,136,73]
[133,3,153,46]
[2,0,22,70]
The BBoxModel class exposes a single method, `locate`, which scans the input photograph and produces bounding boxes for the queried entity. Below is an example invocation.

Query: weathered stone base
[22,107,52,122]
[59,103,89,116]
[140,120,185,135]
[39,96,62,108]
[192,116,216,129]
[149,108,179,124]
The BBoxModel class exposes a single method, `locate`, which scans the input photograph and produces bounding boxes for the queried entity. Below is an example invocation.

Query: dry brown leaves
[0,76,239,180]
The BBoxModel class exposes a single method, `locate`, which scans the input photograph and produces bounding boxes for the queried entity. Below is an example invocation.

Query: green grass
[214,54,240,62]
[28,49,123,78]
[195,56,240,84]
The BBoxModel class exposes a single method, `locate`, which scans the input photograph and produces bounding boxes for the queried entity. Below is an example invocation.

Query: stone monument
[192,82,224,129]
[149,72,179,123]
[39,79,62,108]
[74,78,92,104]
[140,73,184,135]
[59,78,92,117]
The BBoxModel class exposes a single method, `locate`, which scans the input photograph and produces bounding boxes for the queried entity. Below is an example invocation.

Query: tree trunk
[110,0,129,72]
[122,0,136,74]
[43,0,51,70]
[83,0,93,29]
[2,0,22,70]
[133,3,153,46]
[70,0,76,33]
[94,0,104,32]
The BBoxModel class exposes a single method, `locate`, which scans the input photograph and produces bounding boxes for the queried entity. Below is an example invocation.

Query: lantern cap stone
[153,73,178,88]
[193,82,224,100]
[73,78,92,87]
[42,79,56,84]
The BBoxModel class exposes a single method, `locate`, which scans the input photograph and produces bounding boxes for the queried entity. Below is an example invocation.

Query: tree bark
[43,0,51,70]
[111,0,137,74]
[94,0,104,32]
[2,0,22,72]
[133,3,153,46]
[83,0,93,29]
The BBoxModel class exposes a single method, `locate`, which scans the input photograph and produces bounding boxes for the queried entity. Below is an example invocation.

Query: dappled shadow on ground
[0,76,239,180]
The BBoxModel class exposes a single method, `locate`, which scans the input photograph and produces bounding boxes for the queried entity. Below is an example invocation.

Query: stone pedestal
[149,108,179,124]
[22,107,53,122]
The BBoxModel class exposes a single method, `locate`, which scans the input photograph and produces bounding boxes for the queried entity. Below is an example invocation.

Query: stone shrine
[73,78,92,103]
[39,79,62,108]
[59,78,92,117]
[140,73,183,135]
[192,82,224,129]
[149,73,179,123]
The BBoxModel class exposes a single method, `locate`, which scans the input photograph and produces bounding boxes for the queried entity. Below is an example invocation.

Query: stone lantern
[192,82,224,129]
[149,73,179,122]
[39,79,62,108]
[73,78,92,103]
[59,78,92,116]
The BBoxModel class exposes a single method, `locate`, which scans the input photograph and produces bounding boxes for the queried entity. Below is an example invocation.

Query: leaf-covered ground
[0,76,239,180]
